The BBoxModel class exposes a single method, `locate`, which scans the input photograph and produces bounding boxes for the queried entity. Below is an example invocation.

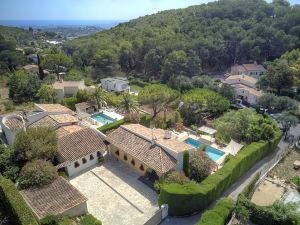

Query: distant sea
[0,20,126,29]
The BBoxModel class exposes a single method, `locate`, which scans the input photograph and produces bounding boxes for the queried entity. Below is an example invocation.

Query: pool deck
[174,131,229,166]
[84,110,124,128]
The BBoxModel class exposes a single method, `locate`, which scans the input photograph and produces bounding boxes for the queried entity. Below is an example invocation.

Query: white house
[224,74,263,105]
[57,127,107,177]
[100,77,130,92]
[52,80,86,101]
[231,63,266,78]
[0,114,26,145]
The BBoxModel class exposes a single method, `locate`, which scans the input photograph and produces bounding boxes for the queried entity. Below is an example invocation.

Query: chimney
[164,130,172,139]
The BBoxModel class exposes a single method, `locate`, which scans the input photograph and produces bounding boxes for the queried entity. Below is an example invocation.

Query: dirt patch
[251,180,285,206]
[269,149,300,181]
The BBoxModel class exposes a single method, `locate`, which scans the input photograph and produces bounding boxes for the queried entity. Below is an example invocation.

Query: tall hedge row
[0,175,38,225]
[158,131,281,216]
[197,198,234,225]
[97,119,125,134]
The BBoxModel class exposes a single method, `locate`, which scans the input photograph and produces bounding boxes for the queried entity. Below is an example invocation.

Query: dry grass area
[269,149,300,181]
[251,180,285,206]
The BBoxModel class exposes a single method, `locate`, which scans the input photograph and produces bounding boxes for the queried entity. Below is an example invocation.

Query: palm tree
[118,93,140,114]
[90,87,107,110]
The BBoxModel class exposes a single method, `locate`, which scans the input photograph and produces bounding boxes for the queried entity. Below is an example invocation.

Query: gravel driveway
[70,158,158,225]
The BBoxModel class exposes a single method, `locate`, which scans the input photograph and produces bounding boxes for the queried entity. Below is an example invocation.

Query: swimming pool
[184,137,225,162]
[91,113,116,125]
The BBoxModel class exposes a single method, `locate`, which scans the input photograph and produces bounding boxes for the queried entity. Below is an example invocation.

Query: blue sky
[0,0,212,20]
[0,0,299,21]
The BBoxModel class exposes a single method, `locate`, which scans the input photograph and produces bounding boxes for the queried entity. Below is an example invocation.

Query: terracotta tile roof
[106,126,177,174]
[20,177,87,219]
[36,104,74,114]
[232,84,263,97]
[27,114,78,129]
[75,102,95,111]
[52,80,85,90]
[225,74,258,85]
[58,128,106,162]
[242,64,266,71]
[123,124,191,153]
[55,125,83,138]
[4,116,24,130]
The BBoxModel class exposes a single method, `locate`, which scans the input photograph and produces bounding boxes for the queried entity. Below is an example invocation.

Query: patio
[70,157,158,225]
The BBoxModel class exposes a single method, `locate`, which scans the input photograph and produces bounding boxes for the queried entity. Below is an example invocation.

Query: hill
[63,0,299,82]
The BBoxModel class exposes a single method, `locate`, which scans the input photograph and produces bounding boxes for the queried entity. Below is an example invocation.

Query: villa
[231,63,266,78]
[57,127,107,177]
[100,77,130,92]
[106,124,193,177]
[21,177,88,219]
[52,80,87,101]
[223,74,263,105]
[34,103,74,114]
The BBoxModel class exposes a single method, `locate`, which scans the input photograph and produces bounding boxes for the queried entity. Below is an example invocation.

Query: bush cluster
[158,131,281,216]
[97,119,125,134]
[0,175,38,225]
[197,198,234,225]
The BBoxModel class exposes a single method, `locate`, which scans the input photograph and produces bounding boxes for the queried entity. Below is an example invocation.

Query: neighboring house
[52,80,86,101]
[224,74,263,105]
[21,177,87,220]
[75,102,97,114]
[106,124,192,177]
[34,103,74,114]
[0,115,26,145]
[57,128,107,177]
[231,63,266,78]
[100,77,130,92]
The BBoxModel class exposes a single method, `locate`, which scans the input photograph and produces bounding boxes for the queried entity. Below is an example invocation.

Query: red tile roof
[20,177,87,219]
[58,128,106,162]
[106,126,177,174]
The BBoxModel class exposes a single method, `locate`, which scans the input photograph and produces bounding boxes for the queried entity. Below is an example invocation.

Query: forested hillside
[64,0,300,82]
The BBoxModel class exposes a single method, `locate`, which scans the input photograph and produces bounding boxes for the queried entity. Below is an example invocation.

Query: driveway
[70,158,158,225]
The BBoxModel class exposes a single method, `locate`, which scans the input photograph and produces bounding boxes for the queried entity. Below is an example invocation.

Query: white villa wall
[61,202,88,218]
[235,88,259,105]
[66,151,99,177]
[0,115,25,145]
[101,79,129,92]
[55,89,64,101]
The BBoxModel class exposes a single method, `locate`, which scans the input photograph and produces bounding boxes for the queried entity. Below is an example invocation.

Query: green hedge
[158,131,281,216]
[0,175,38,225]
[97,119,125,134]
[183,151,189,177]
[197,198,234,225]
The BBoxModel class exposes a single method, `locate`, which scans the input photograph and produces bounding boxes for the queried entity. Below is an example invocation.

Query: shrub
[236,194,300,225]
[183,151,189,177]
[63,97,78,110]
[97,119,125,134]
[13,127,58,165]
[79,214,102,225]
[189,150,216,183]
[0,175,38,225]
[40,215,60,225]
[18,160,58,189]
[290,176,300,191]
[158,130,281,216]
[197,198,234,225]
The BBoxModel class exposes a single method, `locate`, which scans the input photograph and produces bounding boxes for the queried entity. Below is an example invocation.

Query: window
[131,159,135,166]
[90,154,94,160]
[97,151,101,157]
[115,150,120,156]
[74,161,80,168]
[139,164,144,171]
[124,154,127,161]
[82,158,87,164]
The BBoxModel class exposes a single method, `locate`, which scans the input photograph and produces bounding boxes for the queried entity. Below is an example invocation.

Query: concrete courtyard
[70,158,159,225]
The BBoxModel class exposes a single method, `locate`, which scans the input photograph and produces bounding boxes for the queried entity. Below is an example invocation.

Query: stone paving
[70,159,158,225]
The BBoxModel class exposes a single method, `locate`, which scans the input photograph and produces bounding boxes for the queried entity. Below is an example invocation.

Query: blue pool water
[91,113,116,125]
[184,137,225,162]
